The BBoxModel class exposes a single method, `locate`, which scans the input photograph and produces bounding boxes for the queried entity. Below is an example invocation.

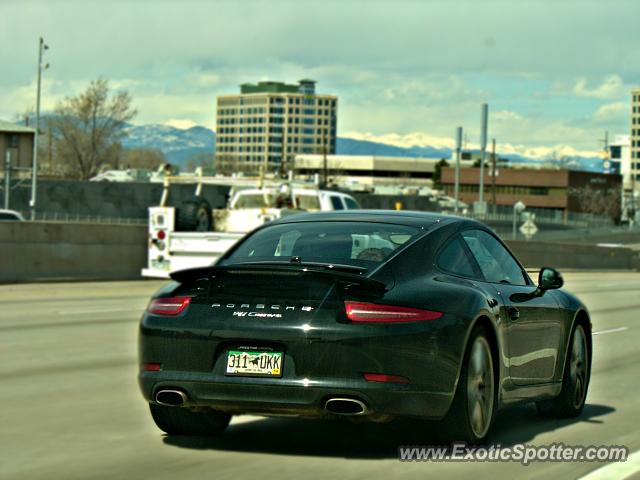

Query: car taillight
[147,296,191,316]
[344,301,442,323]
[142,362,162,372]
[363,373,410,384]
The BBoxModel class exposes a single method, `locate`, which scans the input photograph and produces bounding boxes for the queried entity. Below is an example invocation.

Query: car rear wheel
[149,404,231,436]
[536,323,590,418]
[444,326,496,444]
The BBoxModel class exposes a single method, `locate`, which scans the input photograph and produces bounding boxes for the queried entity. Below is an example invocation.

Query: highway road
[1,273,639,480]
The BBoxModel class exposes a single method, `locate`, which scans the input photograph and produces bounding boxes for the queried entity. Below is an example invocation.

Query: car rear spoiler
[170,264,388,295]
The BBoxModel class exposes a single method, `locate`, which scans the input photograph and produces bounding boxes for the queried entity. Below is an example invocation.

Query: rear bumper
[138,304,469,420]
[139,371,454,419]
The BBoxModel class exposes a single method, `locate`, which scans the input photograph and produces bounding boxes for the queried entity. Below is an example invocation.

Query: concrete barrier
[0,221,148,283]
[0,222,637,284]
[506,240,639,270]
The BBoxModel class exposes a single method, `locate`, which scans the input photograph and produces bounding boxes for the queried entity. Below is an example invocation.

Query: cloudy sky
[1,0,638,156]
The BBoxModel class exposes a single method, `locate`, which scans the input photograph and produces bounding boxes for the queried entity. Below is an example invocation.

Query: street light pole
[491,138,497,215]
[479,103,488,209]
[30,37,48,221]
[454,126,462,215]
[4,150,10,210]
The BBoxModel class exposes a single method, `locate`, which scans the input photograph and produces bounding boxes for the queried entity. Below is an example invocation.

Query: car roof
[272,209,481,228]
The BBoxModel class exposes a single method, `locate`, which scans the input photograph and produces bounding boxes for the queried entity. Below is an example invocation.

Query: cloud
[592,101,627,122]
[572,75,625,99]
[493,110,524,122]
[2,1,638,154]
[189,72,221,88]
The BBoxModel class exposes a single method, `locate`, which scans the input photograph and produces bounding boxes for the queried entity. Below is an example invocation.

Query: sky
[1,0,639,157]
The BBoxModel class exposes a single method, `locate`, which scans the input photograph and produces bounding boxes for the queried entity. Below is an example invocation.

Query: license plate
[226,350,283,377]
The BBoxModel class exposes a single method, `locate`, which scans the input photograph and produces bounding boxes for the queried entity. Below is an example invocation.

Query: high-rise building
[215,79,337,175]
[608,134,630,189]
[631,89,640,185]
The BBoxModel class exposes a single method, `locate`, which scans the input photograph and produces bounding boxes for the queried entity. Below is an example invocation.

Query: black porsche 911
[138,210,591,443]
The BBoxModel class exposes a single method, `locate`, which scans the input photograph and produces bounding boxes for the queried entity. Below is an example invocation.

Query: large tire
[536,323,590,418]
[443,326,496,444]
[176,196,213,232]
[149,404,231,436]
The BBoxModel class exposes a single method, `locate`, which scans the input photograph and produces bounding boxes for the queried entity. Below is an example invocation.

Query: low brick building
[441,167,622,219]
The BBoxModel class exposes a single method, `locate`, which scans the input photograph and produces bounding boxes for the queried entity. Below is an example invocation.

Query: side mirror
[538,267,563,291]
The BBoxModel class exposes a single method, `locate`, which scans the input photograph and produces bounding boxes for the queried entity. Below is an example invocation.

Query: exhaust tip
[155,389,187,407]
[324,397,368,415]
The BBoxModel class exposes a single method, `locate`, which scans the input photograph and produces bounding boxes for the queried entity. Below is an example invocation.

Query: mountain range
[122,123,606,172]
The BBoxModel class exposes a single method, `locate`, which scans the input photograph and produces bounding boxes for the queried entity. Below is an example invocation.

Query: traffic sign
[519,219,538,240]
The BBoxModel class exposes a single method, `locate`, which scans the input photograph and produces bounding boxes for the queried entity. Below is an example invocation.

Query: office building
[215,79,337,175]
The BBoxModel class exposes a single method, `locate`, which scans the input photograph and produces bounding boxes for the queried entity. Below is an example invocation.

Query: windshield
[224,221,421,268]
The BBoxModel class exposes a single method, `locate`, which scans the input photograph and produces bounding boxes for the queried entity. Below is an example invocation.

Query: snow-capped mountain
[120,123,606,173]
[122,124,215,165]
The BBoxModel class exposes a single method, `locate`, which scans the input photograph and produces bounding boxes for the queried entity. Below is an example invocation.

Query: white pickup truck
[141,180,361,278]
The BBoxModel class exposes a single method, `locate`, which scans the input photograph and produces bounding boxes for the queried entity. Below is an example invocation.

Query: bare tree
[570,184,621,222]
[186,152,214,173]
[123,148,166,170]
[49,79,137,179]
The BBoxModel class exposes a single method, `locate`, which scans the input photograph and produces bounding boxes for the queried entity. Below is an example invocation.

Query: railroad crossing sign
[519,219,538,240]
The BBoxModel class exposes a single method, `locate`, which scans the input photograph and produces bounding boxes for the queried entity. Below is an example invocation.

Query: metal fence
[450,204,615,228]
[17,211,147,225]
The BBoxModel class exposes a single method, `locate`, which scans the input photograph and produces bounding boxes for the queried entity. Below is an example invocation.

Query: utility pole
[454,127,463,215]
[30,37,49,220]
[478,103,488,211]
[491,138,497,215]
[322,129,328,188]
[48,128,53,174]
[4,150,10,210]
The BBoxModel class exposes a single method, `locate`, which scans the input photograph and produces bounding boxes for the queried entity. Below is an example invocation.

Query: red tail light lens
[345,301,442,323]
[142,362,162,372]
[363,373,410,384]
[147,296,191,316]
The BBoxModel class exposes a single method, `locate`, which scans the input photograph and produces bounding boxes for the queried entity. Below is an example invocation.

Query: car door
[460,229,563,385]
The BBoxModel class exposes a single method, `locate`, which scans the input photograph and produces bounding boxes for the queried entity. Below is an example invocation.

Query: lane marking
[0,317,135,332]
[579,449,640,480]
[56,308,135,315]
[593,327,629,336]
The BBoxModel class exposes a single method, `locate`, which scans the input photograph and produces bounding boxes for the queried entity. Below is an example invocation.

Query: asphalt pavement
[1,273,639,480]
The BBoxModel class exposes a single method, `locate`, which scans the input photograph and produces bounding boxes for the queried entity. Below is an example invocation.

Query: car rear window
[224,221,421,267]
